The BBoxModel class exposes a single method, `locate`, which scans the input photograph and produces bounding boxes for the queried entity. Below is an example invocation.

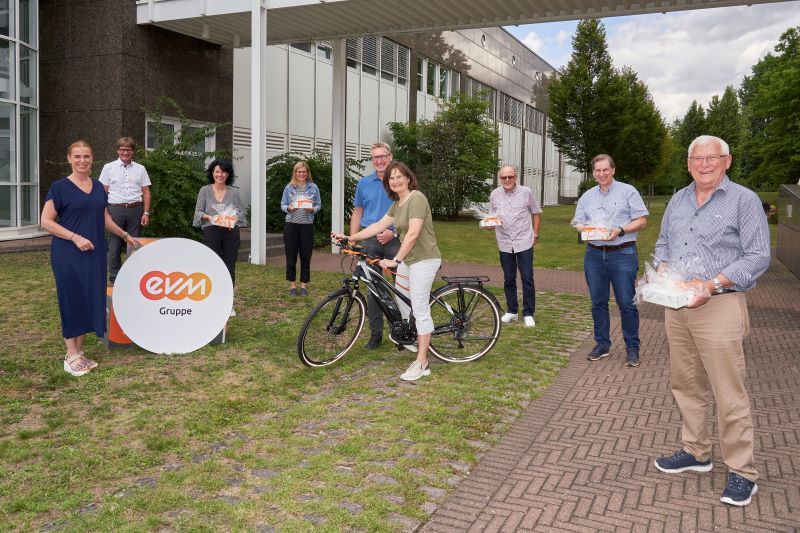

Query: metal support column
[250,0,268,264]
[330,39,347,253]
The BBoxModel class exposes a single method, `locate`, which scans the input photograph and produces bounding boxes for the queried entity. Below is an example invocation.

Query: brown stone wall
[39,0,233,198]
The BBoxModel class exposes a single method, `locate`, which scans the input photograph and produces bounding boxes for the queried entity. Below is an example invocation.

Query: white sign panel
[113,238,233,354]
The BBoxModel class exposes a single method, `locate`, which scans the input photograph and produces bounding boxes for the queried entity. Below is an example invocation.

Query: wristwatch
[144,211,150,216]
[617,226,626,237]
[393,257,403,264]
[712,277,724,294]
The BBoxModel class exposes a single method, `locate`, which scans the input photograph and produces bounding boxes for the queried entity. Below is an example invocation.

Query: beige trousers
[664,291,758,481]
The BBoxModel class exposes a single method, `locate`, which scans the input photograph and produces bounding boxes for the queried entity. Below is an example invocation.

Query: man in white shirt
[99,137,151,285]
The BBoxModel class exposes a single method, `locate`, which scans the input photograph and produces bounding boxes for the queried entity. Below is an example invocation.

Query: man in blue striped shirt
[573,154,649,367]
[653,135,770,507]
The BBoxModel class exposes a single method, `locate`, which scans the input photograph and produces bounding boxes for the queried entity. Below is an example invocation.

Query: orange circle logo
[140,271,213,301]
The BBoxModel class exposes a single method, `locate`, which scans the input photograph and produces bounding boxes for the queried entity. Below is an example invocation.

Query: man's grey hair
[497,165,517,178]
[371,142,392,154]
[688,135,730,157]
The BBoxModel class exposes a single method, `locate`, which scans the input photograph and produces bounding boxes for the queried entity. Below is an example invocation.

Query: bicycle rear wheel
[297,288,366,367]
[428,285,501,363]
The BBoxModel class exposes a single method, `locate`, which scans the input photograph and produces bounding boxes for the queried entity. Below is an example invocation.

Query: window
[146,118,216,154]
[361,36,378,76]
[398,45,409,86]
[416,57,424,93]
[346,38,359,69]
[290,42,313,53]
[316,42,332,60]
[380,38,396,82]
[439,68,449,98]
[426,61,435,96]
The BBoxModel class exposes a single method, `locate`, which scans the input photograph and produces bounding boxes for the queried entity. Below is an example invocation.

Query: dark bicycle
[297,238,502,367]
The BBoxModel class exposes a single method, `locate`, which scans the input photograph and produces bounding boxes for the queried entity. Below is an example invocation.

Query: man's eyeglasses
[371,154,390,162]
[689,155,726,164]
[499,175,515,181]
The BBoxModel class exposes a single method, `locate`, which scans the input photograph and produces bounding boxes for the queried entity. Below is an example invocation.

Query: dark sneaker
[654,449,713,473]
[587,345,610,361]
[289,287,297,297]
[625,347,640,367]
[300,288,308,296]
[365,334,382,350]
[720,472,758,506]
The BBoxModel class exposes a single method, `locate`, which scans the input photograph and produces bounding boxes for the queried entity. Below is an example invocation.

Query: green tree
[265,150,361,246]
[548,19,618,179]
[614,67,668,190]
[548,20,667,191]
[740,26,800,190]
[390,93,498,219]
[137,98,231,240]
[706,86,743,179]
[662,101,707,191]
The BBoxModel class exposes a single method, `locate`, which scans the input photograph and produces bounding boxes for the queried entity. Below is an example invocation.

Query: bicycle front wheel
[297,288,366,367]
[428,285,501,363]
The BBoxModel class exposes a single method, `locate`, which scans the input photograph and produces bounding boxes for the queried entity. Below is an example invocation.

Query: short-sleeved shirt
[388,191,441,265]
[573,180,648,245]
[489,184,542,253]
[353,171,394,228]
[654,176,770,291]
[99,159,151,204]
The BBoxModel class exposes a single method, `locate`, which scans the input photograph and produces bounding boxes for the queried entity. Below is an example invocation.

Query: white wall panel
[561,163,582,198]
[378,81,396,142]
[266,46,289,134]
[359,76,380,144]
[396,87,408,123]
[346,70,360,144]
[315,60,333,142]
[499,123,521,170]
[288,51,315,139]
[524,132,543,202]
[543,134,560,206]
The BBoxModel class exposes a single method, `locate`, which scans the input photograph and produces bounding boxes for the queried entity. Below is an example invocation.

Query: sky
[504,1,800,122]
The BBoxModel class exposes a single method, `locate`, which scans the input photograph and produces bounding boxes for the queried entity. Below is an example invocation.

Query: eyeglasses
[371,154,390,162]
[499,175,515,181]
[689,155,726,164]
[117,148,133,152]
[296,170,308,174]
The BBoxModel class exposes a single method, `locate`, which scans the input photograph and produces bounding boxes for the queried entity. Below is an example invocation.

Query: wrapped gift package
[581,228,612,241]
[291,196,314,210]
[479,216,503,228]
[640,284,693,309]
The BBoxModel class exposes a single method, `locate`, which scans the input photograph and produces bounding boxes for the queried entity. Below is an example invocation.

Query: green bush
[265,150,362,247]
[138,97,231,240]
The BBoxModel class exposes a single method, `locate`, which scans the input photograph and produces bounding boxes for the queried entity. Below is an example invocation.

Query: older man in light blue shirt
[652,135,770,508]
[573,154,648,367]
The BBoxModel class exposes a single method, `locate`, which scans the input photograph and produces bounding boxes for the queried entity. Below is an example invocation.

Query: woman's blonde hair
[67,139,93,156]
[290,161,313,187]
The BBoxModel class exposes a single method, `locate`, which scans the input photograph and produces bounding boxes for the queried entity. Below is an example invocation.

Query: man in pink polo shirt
[488,165,542,328]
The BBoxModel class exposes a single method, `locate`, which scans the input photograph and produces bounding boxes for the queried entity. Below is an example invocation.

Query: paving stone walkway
[273,250,800,531]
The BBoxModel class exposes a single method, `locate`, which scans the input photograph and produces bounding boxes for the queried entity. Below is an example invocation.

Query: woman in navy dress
[41,140,140,376]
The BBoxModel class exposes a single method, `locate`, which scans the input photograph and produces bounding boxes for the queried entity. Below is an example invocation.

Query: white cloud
[605,2,800,120]
[521,31,544,53]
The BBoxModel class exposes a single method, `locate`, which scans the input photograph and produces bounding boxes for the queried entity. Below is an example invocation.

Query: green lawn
[435,194,777,272]
[0,251,591,532]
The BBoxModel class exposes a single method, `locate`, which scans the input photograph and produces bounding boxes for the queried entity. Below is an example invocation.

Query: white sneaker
[524,316,535,327]
[404,342,419,353]
[400,360,430,381]
[501,312,518,323]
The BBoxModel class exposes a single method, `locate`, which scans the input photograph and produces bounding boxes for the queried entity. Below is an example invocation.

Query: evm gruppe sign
[113,238,234,354]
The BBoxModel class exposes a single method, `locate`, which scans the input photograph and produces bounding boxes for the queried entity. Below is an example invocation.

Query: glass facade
[0,0,37,232]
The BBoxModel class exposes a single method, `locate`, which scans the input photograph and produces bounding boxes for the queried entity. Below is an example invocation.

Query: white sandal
[78,351,98,370]
[64,353,91,377]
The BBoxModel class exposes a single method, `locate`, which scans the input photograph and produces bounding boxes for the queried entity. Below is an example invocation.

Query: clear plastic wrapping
[211,203,238,229]
[572,208,616,241]
[475,203,504,228]
[635,257,710,309]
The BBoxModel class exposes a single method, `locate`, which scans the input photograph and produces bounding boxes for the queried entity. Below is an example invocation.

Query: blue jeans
[584,244,639,350]
[499,247,535,317]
